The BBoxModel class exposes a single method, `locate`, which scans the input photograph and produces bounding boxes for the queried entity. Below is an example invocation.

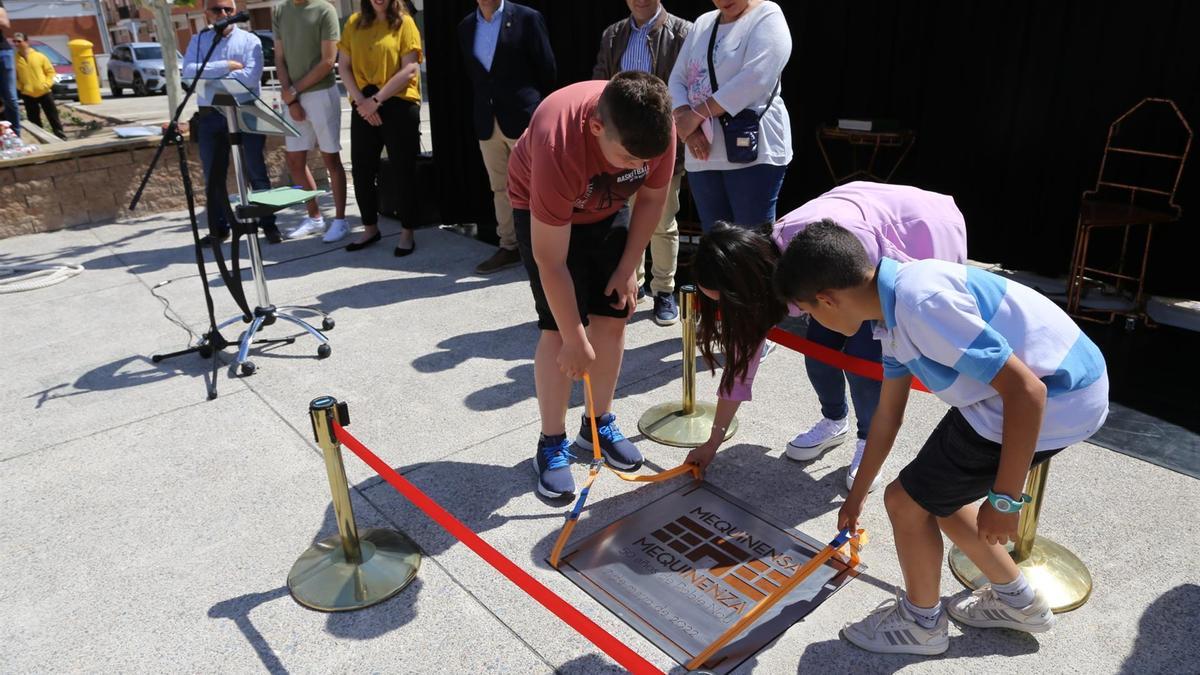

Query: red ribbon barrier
[331,421,663,675]
[766,327,930,393]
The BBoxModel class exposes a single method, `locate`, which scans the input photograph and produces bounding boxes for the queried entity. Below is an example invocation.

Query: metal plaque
[556,482,862,673]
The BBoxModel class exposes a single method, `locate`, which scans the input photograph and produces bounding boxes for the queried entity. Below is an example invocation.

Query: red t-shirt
[507,80,675,226]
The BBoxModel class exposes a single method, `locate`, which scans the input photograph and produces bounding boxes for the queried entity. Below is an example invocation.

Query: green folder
[249,186,325,208]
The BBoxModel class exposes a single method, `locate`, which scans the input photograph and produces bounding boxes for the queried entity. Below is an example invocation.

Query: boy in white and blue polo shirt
[773,221,1108,656]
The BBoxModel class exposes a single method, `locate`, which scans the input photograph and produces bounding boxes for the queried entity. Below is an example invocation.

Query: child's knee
[884,479,925,522]
[589,315,628,336]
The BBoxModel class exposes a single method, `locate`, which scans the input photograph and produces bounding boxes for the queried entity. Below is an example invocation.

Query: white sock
[902,594,943,629]
[992,573,1035,608]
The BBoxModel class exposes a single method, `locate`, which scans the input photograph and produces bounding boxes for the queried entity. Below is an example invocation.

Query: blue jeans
[687,163,788,232]
[196,110,274,236]
[0,49,19,134]
[805,319,882,440]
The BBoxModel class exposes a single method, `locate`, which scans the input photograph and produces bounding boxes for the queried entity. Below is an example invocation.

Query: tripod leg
[152,345,203,363]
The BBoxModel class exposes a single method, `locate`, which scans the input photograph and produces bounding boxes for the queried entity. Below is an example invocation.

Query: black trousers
[350,90,419,228]
[21,93,64,138]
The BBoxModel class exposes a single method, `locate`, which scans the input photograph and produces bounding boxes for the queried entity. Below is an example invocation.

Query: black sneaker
[533,434,575,498]
[575,413,643,471]
[653,291,679,326]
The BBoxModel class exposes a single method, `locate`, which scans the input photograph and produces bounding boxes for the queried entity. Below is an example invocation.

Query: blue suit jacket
[458,2,556,141]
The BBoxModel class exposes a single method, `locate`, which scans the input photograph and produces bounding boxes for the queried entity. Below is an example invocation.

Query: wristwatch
[987,490,1032,513]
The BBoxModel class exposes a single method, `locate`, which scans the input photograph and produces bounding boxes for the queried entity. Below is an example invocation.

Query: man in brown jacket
[593,1,690,325]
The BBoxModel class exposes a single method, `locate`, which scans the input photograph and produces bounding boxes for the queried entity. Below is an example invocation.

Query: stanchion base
[637,402,737,448]
[948,536,1092,612]
[288,528,421,612]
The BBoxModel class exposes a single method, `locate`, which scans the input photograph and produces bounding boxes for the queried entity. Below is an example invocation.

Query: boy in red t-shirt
[508,71,676,498]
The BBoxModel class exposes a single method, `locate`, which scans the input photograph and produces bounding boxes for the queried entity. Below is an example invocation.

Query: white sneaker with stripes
[948,586,1055,633]
[842,592,949,655]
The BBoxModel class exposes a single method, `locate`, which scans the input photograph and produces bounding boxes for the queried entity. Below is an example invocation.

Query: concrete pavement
[0,204,1196,673]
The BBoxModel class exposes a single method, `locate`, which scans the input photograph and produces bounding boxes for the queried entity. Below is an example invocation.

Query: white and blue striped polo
[619,8,660,74]
[872,258,1109,451]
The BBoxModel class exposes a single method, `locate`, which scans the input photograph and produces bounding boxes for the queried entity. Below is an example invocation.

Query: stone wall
[0,133,330,240]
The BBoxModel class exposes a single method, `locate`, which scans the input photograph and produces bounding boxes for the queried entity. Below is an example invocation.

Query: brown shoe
[474,247,523,274]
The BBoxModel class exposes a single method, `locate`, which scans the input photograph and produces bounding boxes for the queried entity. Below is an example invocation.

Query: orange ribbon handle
[685,528,866,671]
[549,374,700,568]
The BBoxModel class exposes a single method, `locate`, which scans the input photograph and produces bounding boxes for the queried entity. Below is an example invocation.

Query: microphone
[206,10,250,32]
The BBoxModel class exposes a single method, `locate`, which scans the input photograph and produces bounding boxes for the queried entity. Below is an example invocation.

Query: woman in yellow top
[338,0,423,256]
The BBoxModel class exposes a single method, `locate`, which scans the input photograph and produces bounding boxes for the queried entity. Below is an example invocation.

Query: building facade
[98,0,364,52]
[4,0,108,58]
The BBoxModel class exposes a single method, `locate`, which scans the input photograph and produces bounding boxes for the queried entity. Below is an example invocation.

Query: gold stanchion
[288,396,421,612]
[638,285,737,447]
[948,460,1092,612]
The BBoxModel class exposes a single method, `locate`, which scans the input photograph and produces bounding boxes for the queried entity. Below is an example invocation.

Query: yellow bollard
[637,285,738,447]
[947,460,1093,612]
[68,39,102,104]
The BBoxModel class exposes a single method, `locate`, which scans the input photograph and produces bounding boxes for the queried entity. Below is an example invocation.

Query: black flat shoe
[262,224,283,244]
[394,240,416,257]
[198,230,230,246]
[345,231,381,251]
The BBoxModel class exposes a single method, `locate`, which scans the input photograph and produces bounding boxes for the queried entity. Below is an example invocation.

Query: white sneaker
[842,592,949,655]
[322,218,349,243]
[846,439,882,492]
[785,416,849,460]
[286,216,325,239]
[948,586,1055,633]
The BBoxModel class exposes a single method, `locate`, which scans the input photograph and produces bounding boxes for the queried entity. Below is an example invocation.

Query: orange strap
[685,528,866,670]
[549,374,700,568]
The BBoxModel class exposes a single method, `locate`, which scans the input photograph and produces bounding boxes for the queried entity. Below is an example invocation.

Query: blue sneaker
[653,291,679,326]
[575,413,643,470]
[533,434,574,498]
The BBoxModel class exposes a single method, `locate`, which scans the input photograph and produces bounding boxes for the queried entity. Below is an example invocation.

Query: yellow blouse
[338,12,423,104]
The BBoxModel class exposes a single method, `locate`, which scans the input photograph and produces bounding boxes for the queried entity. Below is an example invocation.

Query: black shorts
[898,408,1062,517]
[514,208,632,331]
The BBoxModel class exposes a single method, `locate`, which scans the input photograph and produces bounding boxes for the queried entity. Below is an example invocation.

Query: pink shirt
[722,182,969,401]
[507,81,675,226]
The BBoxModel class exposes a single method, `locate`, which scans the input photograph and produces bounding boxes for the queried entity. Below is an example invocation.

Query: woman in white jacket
[669,0,792,232]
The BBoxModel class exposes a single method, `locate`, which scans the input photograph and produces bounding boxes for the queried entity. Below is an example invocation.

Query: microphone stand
[131,26,235,400]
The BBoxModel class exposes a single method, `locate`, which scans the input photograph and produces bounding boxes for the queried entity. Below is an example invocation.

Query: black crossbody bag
[706,17,779,163]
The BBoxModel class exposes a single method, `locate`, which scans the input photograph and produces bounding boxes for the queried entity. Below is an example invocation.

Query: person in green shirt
[274,0,350,243]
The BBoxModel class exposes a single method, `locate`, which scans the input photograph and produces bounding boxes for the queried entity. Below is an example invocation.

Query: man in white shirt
[183,0,281,244]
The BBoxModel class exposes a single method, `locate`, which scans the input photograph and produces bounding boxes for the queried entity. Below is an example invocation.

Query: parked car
[107,42,182,96]
[28,41,76,98]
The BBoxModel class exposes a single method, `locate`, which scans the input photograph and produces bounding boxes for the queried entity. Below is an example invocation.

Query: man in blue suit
[459,0,556,275]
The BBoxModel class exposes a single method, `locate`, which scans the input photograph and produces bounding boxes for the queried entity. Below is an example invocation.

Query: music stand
[202,78,335,376]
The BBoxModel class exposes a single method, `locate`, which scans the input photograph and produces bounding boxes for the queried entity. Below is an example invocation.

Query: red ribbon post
[331,421,663,675]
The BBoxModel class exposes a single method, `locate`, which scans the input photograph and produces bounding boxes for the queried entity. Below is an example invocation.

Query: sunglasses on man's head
[208,6,236,14]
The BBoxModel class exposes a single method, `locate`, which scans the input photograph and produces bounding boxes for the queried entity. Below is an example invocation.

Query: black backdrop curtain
[424,1,1200,297]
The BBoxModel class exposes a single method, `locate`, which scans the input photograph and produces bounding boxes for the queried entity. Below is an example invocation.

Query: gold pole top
[310,396,337,412]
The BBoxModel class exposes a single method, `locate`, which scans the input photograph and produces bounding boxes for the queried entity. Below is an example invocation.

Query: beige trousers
[478,118,521,251]
[632,172,683,295]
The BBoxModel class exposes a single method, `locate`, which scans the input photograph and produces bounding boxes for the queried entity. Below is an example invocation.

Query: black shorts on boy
[514,206,632,331]
[899,408,1061,517]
